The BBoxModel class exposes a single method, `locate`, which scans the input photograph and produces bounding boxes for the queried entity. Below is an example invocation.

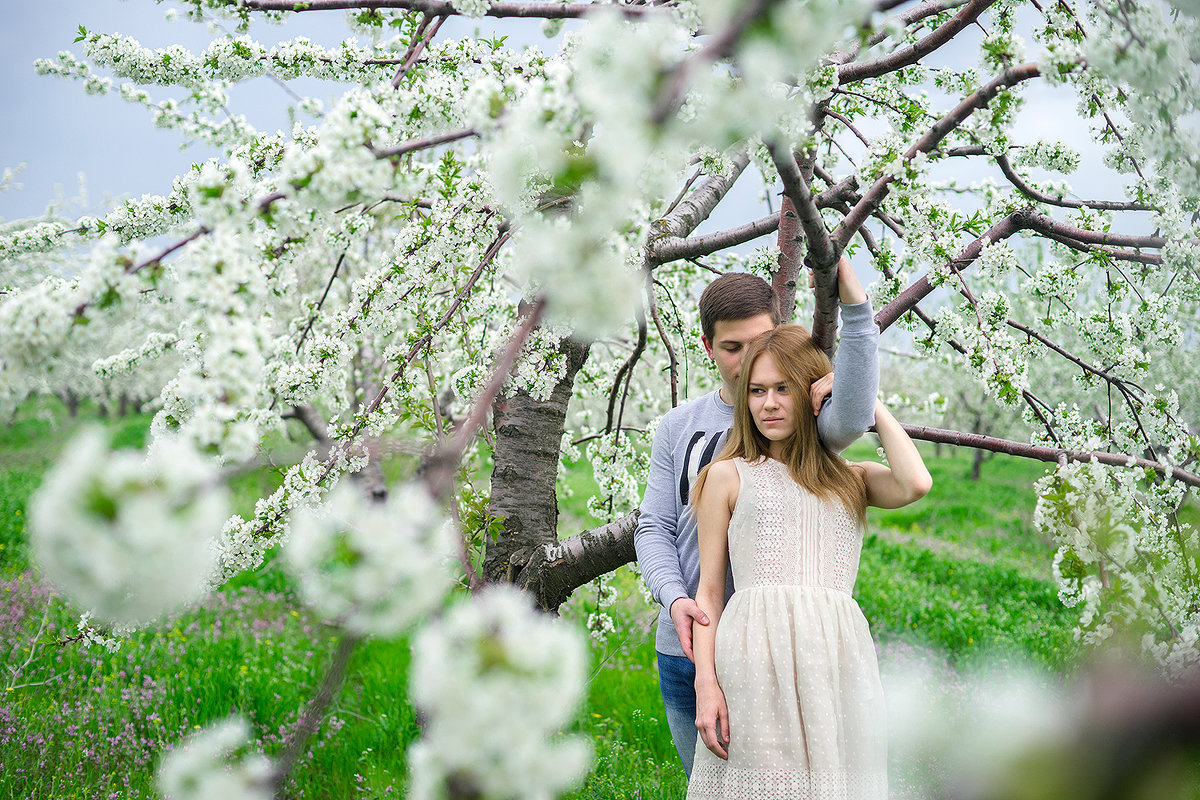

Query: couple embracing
[634,259,931,800]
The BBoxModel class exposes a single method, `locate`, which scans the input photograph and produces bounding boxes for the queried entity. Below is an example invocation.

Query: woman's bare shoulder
[707,457,740,480]
[702,458,741,503]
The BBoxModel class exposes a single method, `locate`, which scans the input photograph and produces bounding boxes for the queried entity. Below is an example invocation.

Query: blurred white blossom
[284,481,457,636]
[882,646,1076,798]
[407,585,591,800]
[157,717,273,800]
[29,427,227,626]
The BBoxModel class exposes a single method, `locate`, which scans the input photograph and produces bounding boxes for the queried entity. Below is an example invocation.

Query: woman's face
[747,352,796,455]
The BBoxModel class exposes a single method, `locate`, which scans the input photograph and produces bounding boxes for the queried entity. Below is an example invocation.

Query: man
[634,257,879,775]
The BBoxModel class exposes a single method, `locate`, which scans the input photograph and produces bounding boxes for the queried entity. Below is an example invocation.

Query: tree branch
[993,153,1153,212]
[900,424,1200,488]
[650,173,862,263]
[772,197,805,323]
[271,632,363,795]
[646,150,751,259]
[833,62,1041,249]
[837,0,995,84]
[392,13,446,88]
[875,210,1033,333]
[649,289,679,407]
[650,0,779,124]
[1025,211,1166,251]
[238,0,657,18]
[295,253,346,354]
[72,227,209,319]
[868,0,971,47]
[821,107,872,146]
[373,127,478,159]
[876,202,1179,334]
[424,301,544,502]
[605,307,648,433]
[768,144,837,267]
[283,403,333,448]
[652,212,781,262]
[518,512,640,612]
[767,143,840,354]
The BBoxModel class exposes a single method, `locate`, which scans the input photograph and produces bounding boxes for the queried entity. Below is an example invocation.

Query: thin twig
[295,253,347,354]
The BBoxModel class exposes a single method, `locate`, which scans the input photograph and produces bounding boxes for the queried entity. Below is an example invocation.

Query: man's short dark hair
[698,273,782,341]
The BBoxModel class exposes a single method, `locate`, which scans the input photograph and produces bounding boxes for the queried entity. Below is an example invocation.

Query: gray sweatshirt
[634,299,880,657]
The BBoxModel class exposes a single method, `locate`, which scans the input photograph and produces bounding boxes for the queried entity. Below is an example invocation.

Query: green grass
[566,633,687,800]
[1,400,1094,798]
[849,439,1080,670]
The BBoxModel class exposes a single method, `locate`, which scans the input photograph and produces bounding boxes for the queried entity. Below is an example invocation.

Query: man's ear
[701,335,714,359]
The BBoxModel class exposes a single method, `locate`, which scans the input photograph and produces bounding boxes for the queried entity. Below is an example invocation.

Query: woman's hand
[695,681,731,759]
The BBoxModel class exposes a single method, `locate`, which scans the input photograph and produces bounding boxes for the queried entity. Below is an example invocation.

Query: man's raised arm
[815,257,880,453]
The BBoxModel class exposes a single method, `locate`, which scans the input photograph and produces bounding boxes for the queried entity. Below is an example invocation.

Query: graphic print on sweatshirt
[678,428,729,507]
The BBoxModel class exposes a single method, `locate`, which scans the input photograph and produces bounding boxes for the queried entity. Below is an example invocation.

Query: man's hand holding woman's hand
[670,597,709,661]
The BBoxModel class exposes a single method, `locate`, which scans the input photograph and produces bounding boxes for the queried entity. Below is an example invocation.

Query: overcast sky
[1,1,1127,241]
[2,0,369,221]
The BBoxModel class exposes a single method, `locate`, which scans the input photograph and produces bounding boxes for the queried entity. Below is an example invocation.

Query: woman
[686,325,932,800]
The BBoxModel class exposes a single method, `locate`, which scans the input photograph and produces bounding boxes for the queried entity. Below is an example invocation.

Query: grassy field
[0,402,1080,799]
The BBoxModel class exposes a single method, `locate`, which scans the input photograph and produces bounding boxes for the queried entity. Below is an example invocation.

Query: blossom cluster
[28,428,228,626]
[0,186,189,263]
[157,717,273,800]
[284,481,457,636]
[1034,457,1200,677]
[69,30,396,88]
[407,586,591,799]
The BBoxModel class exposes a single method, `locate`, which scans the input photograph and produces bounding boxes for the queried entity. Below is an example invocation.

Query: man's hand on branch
[807,255,866,304]
[836,255,867,304]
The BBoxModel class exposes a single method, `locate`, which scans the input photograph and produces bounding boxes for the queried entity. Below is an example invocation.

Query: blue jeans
[657,651,697,777]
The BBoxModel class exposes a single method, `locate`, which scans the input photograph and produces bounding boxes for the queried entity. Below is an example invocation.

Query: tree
[4,0,1200,792]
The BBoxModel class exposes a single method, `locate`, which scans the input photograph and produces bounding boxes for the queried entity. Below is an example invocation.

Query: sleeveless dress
[687,457,887,800]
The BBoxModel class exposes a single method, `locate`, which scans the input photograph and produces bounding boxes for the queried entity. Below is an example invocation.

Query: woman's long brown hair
[693,325,867,521]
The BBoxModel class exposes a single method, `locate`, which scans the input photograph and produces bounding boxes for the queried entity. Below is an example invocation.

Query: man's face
[702,313,775,400]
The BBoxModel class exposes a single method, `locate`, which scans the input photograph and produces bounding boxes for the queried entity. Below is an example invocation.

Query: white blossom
[407,585,591,799]
[29,428,228,626]
[157,717,273,800]
[284,481,457,635]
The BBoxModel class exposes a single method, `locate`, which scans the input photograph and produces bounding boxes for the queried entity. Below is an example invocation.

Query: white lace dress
[687,457,887,800]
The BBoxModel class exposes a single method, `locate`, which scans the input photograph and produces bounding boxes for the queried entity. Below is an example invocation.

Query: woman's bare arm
[692,459,739,760]
[858,401,933,509]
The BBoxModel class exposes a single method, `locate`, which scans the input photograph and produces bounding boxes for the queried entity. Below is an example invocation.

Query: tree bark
[483,336,590,586]
[517,511,639,612]
[970,447,985,481]
[772,196,804,323]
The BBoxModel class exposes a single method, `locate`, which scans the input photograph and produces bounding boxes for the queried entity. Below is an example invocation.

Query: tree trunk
[483,336,590,589]
[356,358,389,503]
[970,447,985,481]
[60,390,79,417]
